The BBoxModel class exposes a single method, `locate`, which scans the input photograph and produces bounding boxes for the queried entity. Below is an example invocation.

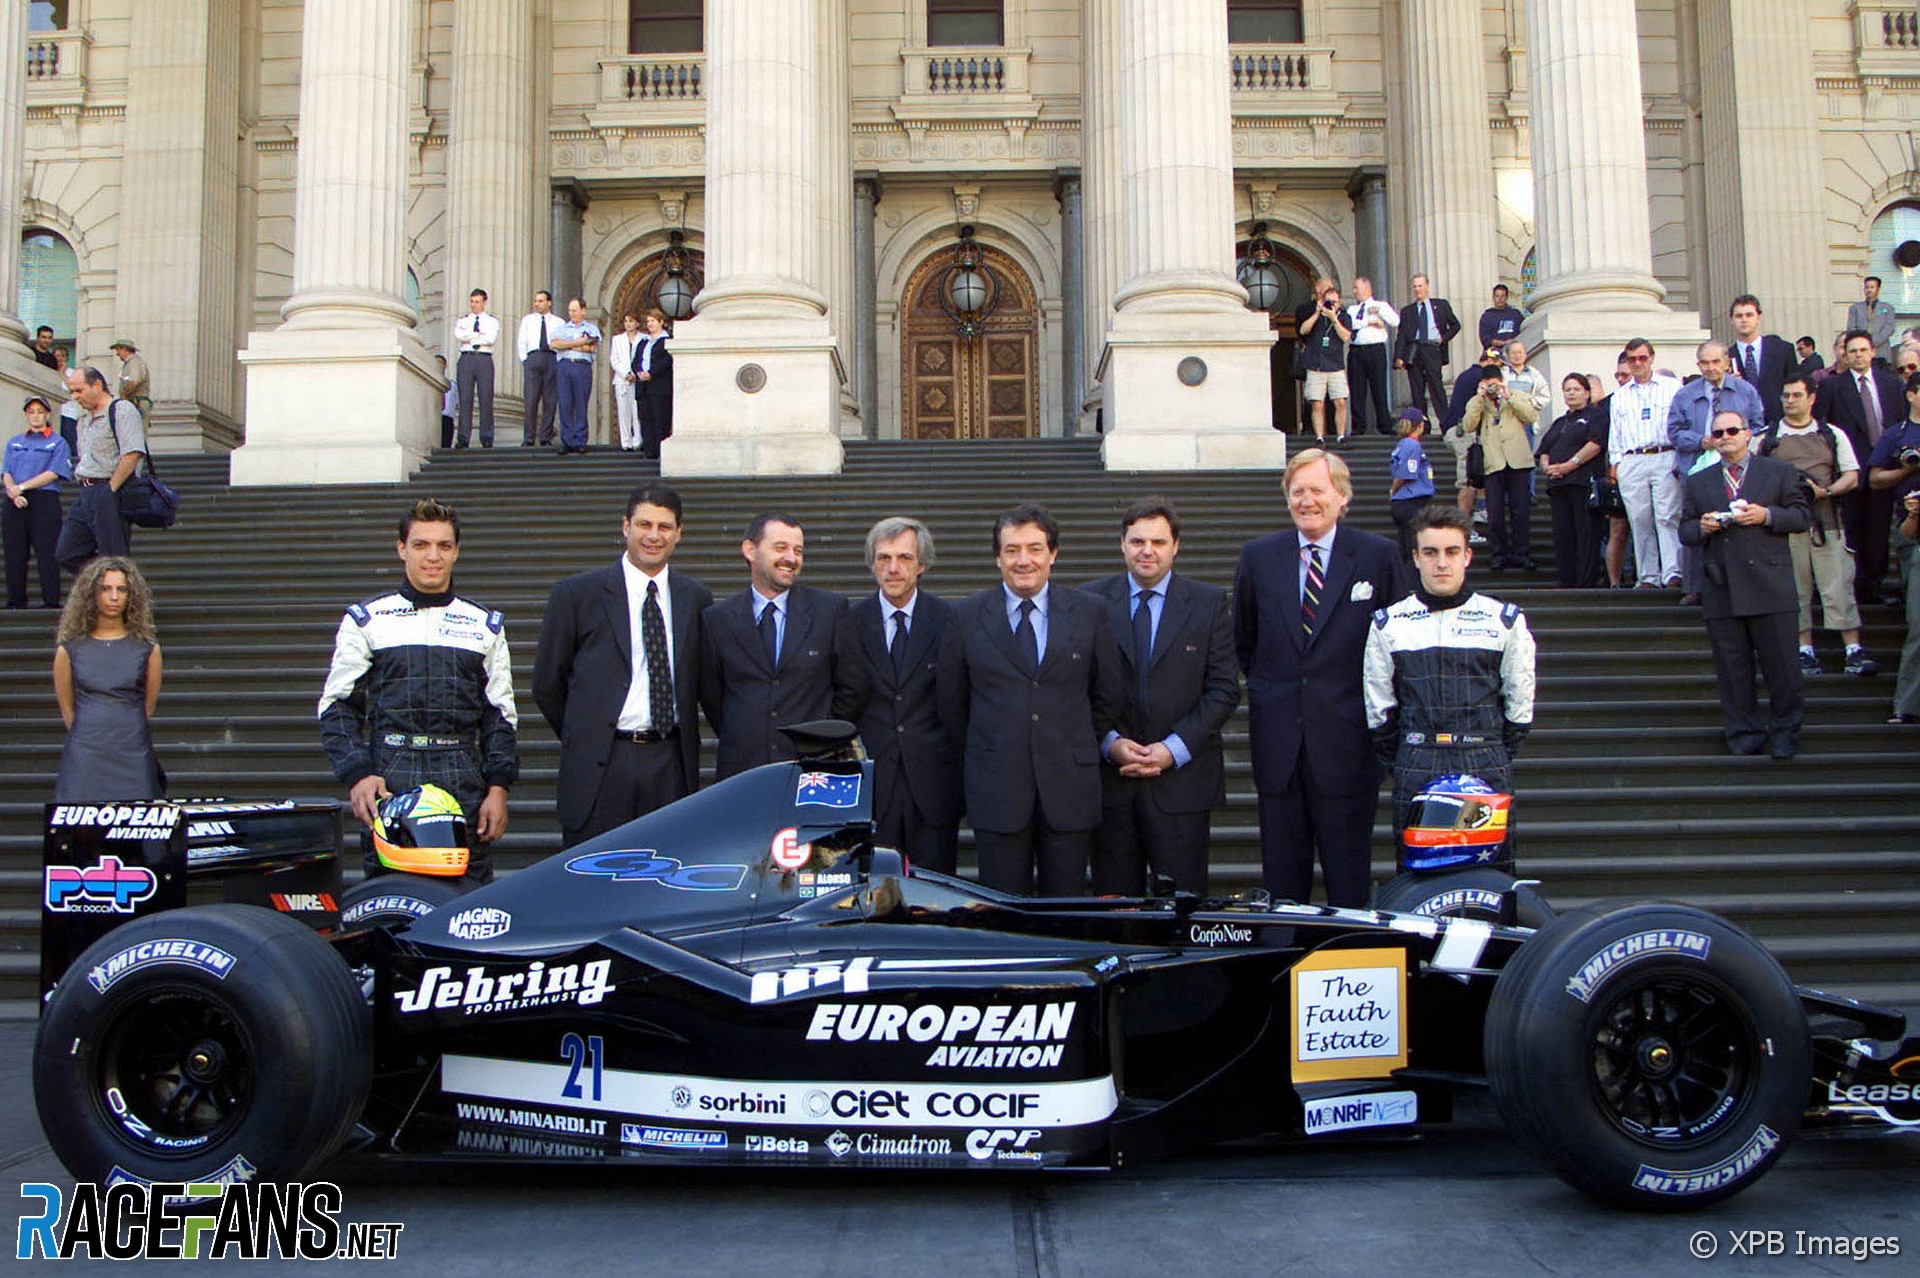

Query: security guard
[319,498,518,880]
[1364,504,1535,833]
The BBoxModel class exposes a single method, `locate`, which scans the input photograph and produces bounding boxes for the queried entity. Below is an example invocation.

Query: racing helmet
[372,785,470,877]
[1400,774,1512,872]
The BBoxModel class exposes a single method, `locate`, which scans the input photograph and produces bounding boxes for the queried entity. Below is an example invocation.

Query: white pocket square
[1350,581,1375,603]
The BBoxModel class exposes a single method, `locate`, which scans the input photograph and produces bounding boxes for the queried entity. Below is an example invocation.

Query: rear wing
[39,799,344,1002]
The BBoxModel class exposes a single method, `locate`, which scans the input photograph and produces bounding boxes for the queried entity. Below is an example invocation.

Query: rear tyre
[337,873,466,930]
[34,904,371,1185]
[1483,903,1807,1209]
[1374,867,1554,928]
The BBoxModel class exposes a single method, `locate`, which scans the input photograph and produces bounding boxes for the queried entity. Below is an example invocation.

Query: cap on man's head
[1482,346,1502,362]
[110,338,137,352]
[1397,406,1427,425]
[22,394,52,413]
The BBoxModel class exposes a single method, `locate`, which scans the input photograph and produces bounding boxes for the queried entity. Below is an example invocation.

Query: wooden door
[902,245,1039,439]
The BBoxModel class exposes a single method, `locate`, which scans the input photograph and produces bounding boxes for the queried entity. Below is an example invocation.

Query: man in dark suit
[851,516,962,873]
[701,511,867,780]
[1235,449,1406,907]
[938,503,1126,896]
[1727,294,1795,426]
[1814,330,1906,603]
[534,483,712,847]
[1393,273,1462,421]
[1085,498,1240,896]
[1679,410,1811,758]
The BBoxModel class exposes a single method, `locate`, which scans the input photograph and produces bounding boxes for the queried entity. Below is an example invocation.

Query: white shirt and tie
[517,311,558,361]
[616,558,676,732]
[455,312,499,355]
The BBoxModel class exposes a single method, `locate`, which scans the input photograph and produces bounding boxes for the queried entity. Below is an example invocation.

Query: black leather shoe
[1769,739,1798,760]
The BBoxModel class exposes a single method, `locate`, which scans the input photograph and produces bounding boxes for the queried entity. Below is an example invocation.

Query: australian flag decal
[795,772,861,809]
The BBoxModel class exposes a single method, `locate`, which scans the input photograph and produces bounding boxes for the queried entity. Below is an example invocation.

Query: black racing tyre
[336,872,466,930]
[1483,903,1808,1209]
[1373,868,1555,928]
[34,904,372,1186]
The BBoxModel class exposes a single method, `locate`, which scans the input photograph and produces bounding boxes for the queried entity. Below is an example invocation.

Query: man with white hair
[1609,338,1686,588]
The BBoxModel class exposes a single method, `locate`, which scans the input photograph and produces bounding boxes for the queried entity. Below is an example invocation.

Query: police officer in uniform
[1364,505,1535,832]
[320,498,519,880]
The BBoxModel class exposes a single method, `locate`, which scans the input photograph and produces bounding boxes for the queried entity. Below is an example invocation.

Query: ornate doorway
[612,243,705,328]
[900,244,1039,439]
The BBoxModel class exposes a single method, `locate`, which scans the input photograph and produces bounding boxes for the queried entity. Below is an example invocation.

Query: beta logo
[44,856,158,914]
[564,850,747,892]
[743,1134,809,1155]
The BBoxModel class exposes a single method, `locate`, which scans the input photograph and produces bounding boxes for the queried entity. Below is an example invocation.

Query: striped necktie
[1302,544,1325,638]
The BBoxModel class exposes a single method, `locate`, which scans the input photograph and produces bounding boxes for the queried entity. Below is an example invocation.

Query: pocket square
[1350,581,1375,603]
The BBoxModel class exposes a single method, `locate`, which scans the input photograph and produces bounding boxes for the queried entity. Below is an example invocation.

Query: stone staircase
[1,436,1915,1015]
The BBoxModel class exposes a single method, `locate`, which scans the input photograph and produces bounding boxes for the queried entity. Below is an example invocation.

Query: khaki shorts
[1790,527,1859,634]
[1304,369,1349,402]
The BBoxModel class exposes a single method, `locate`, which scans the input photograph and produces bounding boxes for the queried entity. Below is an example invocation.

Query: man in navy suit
[1393,274,1463,421]
[1235,450,1407,907]
[1085,498,1240,896]
[534,482,712,847]
[1814,330,1907,603]
[938,503,1127,895]
[1727,294,1795,426]
[700,511,867,780]
[851,516,962,874]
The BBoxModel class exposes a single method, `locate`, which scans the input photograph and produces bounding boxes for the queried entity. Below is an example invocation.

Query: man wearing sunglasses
[1679,410,1811,759]
[1607,338,1686,587]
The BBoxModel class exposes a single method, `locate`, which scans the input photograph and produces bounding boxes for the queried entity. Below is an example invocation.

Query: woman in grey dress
[53,555,163,801]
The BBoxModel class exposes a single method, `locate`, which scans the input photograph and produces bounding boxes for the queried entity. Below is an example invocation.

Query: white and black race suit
[319,584,519,878]
[1363,589,1536,834]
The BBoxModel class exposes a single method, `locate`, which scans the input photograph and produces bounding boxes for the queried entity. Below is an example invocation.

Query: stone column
[116,0,243,453]
[819,0,859,435]
[1099,0,1281,471]
[1692,0,1829,346]
[551,184,586,309]
[0,0,63,408]
[853,174,879,435]
[1517,0,1704,419]
[1057,170,1084,439]
[1350,169,1392,409]
[665,0,843,476]
[1399,0,1496,369]
[1079,0,1123,433]
[443,0,537,439]
[234,0,438,485]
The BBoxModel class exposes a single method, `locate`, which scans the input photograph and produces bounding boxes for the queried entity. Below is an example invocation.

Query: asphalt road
[4,1020,1916,1275]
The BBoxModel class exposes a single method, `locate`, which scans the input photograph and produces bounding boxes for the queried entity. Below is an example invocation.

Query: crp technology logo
[16,1180,403,1261]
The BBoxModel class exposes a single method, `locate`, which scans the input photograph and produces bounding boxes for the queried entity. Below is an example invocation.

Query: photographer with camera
[1462,361,1540,571]
[1295,280,1354,445]
[1679,410,1811,758]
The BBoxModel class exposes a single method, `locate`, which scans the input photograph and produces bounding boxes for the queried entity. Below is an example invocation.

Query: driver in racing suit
[319,498,518,881]
[1364,503,1535,835]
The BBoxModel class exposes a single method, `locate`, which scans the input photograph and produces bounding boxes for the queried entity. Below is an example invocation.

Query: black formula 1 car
[33,727,1920,1209]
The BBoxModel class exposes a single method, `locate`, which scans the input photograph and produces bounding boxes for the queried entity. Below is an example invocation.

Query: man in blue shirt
[1668,341,1766,602]
[3,394,74,608]
[552,295,602,455]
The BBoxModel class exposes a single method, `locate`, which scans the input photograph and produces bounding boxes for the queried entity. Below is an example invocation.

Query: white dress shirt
[454,312,500,355]
[517,311,558,361]
[616,558,677,732]
[1608,373,1684,462]
[1346,298,1400,347]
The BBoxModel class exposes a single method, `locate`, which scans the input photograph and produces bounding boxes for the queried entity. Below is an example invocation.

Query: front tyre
[336,872,467,930]
[34,904,371,1185]
[1483,903,1807,1209]
[1373,867,1554,927]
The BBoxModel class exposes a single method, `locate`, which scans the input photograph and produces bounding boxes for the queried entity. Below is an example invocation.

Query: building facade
[3,0,1917,479]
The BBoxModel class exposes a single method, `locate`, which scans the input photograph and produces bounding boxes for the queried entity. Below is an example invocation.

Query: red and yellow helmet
[1402,774,1512,871]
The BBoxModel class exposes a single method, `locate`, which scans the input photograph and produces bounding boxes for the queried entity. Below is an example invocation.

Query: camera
[1899,445,1920,469]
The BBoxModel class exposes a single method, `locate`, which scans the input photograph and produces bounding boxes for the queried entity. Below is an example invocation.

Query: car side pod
[1482,901,1810,1209]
